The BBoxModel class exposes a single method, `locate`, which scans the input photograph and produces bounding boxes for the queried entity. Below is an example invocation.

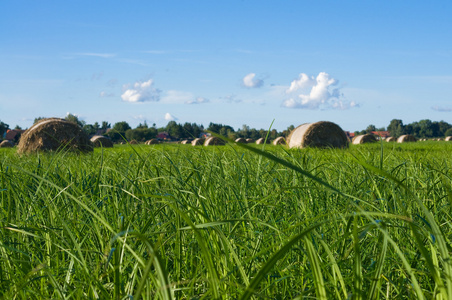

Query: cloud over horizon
[431,106,452,112]
[282,72,357,110]
[164,113,177,121]
[185,97,210,104]
[121,79,161,103]
[242,73,264,88]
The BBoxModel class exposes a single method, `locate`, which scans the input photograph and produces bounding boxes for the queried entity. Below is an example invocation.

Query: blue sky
[1,1,452,132]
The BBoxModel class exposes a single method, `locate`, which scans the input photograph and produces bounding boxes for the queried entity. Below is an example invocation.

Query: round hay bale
[145,139,159,145]
[255,138,270,144]
[287,121,348,149]
[18,118,93,154]
[397,135,417,143]
[445,136,452,141]
[235,138,246,143]
[352,134,378,144]
[180,140,190,144]
[0,140,14,148]
[245,138,254,143]
[91,135,114,148]
[129,140,138,145]
[386,137,396,142]
[272,137,286,145]
[191,138,205,146]
[204,136,226,146]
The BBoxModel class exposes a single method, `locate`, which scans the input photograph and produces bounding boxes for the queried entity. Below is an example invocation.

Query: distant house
[371,131,391,139]
[157,132,170,140]
[344,131,355,140]
[199,132,211,138]
[5,129,25,142]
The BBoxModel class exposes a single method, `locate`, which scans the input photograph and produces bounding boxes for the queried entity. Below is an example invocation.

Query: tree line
[1,116,452,143]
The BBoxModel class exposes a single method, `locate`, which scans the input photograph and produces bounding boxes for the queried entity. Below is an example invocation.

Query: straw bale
[191,138,205,146]
[204,136,226,146]
[91,135,114,148]
[129,140,138,145]
[352,134,378,144]
[386,137,396,142]
[145,139,159,145]
[287,121,348,149]
[235,138,246,143]
[272,137,286,145]
[18,118,93,154]
[0,140,14,148]
[245,138,254,143]
[445,136,452,141]
[397,135,417,143]
[180,140,190,144]
[255,138,270,144]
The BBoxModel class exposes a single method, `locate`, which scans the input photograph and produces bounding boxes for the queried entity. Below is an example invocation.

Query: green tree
[387,119,404,137]
[445,128,452,137]
[0,121,9,138]
[65,113,85,127]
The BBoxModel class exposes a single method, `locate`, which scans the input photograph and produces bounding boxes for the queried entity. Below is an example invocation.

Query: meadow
[1,140,452,299]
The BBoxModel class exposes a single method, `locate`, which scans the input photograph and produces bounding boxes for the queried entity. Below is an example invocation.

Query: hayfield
[1,141,452,299]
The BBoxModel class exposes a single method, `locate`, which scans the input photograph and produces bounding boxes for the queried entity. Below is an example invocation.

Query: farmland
[1,141,452,299]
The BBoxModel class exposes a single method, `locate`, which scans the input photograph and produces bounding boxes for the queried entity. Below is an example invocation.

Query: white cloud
[431,106,452,112]
[185,97,210,104]
[282,72,356,110]
[164,113,177,121]
[161,90,193,104]
[99,91,115,97]
[242,73,264,88]
[75,53,116,58]
[121,79,161,103]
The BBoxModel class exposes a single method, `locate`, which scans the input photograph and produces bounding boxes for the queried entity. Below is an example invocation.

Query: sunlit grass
[1,141,452,298]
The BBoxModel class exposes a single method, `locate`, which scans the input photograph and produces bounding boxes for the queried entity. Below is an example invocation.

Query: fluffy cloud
[185,97,210,104]
[431,106,452,112]
[164,113,177,121]
[99,91,115,97]
[121,79,161,102]
[282,72,356,110]
[242,73,263,88]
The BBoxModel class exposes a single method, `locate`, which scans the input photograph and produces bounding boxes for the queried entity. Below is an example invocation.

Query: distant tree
[438,121,451,137]
[106,121,131,142]
[93,122,100,131]
[387,119,404,137]
[82,124,97,136]
[0,121,9,138]
[125,127,157,141]
[101,121,111,130]
[65,113,85,127]
[166,121,183,139]
[366,124,376,133]
[33,117,46,124]
[14,125,22,130]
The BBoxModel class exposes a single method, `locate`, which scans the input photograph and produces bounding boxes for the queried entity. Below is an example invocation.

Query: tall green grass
[0,141,451,299]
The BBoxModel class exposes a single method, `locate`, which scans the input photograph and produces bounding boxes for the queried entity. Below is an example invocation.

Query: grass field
[1,141,452,299]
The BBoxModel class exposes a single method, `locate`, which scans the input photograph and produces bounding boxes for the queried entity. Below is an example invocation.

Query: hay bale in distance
[255,138,270,144]
[386,137,396,142]
[191,138,205,146]
[287,121,348,149]
[0,140,14,148]
[245,138,254,143]
[352,134,378,144]
[204,136,226,146]
[129,140,138,145]
[91,135,114,148]
[180,140,190,144]
[235,138,246,143]
[145,139,159,145]
[445,136,452,141]
[18,118,93,154]
[272,137,286,145]
[397,135,417,143]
